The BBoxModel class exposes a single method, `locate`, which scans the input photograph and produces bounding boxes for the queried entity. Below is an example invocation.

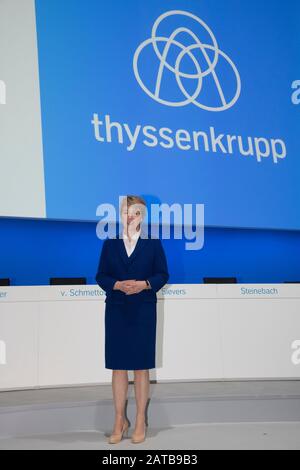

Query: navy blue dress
[95,231,169,370]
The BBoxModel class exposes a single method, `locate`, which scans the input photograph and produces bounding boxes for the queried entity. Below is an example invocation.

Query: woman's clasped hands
[114,280,147,295]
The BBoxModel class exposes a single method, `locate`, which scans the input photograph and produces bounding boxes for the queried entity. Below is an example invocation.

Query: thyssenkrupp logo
[133,10,241,111]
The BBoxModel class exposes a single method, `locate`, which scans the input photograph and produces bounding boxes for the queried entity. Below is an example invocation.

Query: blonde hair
[120,195,147,229]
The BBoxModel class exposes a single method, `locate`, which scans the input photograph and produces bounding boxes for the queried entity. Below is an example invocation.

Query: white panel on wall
[0,303,39,389]
[220,299,300,378]
[0,0,46,218]
[38,300,111,386]
[155,299,223,381]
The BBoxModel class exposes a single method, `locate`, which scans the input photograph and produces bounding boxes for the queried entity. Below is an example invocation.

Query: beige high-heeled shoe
[131,421,147,444]
[108,419,130,444]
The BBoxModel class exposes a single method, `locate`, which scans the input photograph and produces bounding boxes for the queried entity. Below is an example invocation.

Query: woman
[95,195,169,444]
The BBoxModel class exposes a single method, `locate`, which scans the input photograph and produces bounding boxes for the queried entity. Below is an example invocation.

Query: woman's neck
[124,225,141,239]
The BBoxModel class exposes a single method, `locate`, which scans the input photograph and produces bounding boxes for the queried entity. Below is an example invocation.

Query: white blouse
[122,229,141,257]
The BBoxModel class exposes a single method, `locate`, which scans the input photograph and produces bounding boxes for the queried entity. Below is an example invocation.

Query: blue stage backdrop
[34,0,300,230]
[0,0,299,286]
[0,217,300,286]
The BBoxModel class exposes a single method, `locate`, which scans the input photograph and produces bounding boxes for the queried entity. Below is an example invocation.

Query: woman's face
[121,203,143,232]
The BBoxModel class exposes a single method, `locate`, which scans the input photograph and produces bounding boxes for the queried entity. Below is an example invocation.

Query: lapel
[117,226,149,266]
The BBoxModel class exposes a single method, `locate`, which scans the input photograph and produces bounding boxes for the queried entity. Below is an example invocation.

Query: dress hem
[105,365,156,370]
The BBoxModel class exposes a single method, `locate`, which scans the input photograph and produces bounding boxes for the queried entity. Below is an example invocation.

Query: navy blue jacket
[95,232,169,304]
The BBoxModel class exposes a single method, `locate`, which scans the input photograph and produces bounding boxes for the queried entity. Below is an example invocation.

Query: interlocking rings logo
[133,10,241,111]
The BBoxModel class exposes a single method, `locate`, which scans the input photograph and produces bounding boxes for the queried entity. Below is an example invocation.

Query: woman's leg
[133,369,149,434]
[111,370,129,433]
